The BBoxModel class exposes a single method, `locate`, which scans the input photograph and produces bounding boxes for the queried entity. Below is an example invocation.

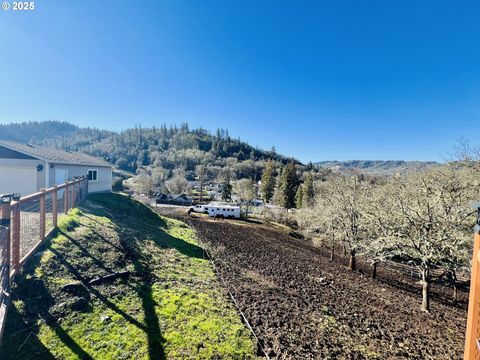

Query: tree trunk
[448,270,458,303]
[330,246,334,261]
[372,261,377,279]
[349,250,356,271]
[421,269,431,312]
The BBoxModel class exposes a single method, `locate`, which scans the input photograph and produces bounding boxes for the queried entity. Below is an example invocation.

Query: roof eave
[0,142,47,162]
[0,142,111,168]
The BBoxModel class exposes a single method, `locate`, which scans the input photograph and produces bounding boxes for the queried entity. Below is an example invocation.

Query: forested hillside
[0,121,293,176]
[315,159,438,175]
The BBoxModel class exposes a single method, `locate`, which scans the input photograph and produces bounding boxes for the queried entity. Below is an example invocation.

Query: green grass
[2,193,257,359]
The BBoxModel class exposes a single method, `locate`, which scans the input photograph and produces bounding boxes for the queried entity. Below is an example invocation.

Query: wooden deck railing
[0,177,88,343]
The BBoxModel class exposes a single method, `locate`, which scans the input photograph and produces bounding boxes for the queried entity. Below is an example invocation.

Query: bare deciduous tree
[234,178,256,217]
[317,174,373,271]
[165,175,191,194]
[378,166,478,311]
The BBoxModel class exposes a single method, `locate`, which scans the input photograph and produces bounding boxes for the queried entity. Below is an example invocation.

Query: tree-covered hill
[315,159,438,175]
[0,121,294,176]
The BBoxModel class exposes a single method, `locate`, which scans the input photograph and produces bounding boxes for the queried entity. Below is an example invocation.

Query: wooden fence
[464,221,480,360]
[0,177,88,342]
[0,225,9,342]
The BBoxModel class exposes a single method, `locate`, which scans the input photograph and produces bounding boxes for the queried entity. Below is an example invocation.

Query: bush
[254,206,298,228]
[112,177,124,192]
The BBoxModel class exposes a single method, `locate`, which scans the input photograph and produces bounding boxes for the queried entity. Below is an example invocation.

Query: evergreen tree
[273,167,283,205]
[260,161,276,203]
[221,173,233,202]
[303,172,315,207]
[279,162,300,209]
[296,185,304,209]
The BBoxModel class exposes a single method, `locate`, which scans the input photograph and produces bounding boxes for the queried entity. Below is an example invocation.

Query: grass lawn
[1,193,257,359]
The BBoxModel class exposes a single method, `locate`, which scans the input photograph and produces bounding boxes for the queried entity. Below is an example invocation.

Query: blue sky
[1,1,479,162]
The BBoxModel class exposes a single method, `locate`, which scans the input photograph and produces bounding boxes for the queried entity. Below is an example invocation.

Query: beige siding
[47,164,112,192]
[0,159,46,191]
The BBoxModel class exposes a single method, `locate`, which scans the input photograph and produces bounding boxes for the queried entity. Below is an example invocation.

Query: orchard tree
[303,185,342,262]
[322,174,372,271]
[361,181,399,279]
[381,166,478,311]
[260,160,276,203]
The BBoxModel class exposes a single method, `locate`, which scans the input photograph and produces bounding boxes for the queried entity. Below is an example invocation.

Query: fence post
[52,186,58,228]
[0,198,11,283]
[0,196,12,344]
[72,180,76,208]
[10,203,20,276]
[465,208,480,360]
[39,188,46,242]
[65,182,69,212]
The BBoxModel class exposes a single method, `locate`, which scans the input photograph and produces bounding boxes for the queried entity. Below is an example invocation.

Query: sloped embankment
[2,193,257,359]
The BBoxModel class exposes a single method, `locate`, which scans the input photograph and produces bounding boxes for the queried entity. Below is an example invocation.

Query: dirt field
[159,209,467,359]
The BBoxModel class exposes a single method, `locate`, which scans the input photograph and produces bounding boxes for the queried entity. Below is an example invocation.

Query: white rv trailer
[188,203,241,219]
[207,204,241,219]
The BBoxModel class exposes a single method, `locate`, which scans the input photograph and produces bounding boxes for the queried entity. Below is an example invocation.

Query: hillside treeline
[0,121,300,177]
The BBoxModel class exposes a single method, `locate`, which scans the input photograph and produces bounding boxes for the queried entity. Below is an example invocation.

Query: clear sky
[1,1,479,162]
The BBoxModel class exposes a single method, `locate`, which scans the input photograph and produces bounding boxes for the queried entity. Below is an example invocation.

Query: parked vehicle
[188,203,241,219]
[188,204,209,214]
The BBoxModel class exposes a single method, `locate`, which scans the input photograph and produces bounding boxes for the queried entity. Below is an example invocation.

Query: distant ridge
[0,121,296,174]
[315,160,438,175]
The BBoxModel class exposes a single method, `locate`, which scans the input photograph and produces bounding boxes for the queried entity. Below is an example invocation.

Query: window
[87,169,98,181]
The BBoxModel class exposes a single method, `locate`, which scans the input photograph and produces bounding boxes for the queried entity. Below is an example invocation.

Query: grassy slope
[2,193,256,359]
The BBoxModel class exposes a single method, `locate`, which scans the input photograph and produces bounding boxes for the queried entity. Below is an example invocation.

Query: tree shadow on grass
[81,193,213,358]
[3,193,205,360]
[2,266,92,359]
[45,233,167,359]
[85,193,205,260]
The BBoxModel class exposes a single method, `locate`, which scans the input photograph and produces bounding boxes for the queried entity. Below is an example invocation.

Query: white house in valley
[0,140,112,197]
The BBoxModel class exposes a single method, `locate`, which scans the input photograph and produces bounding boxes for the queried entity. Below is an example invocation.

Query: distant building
[0,140,112,197]
[154,193,193,206]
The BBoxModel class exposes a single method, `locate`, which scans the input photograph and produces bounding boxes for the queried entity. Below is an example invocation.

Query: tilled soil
[161,210,467,360]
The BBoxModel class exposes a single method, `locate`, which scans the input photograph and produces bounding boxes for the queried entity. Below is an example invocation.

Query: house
[0,140,112,196]
[154,193,193,206]
[171,194,193,205]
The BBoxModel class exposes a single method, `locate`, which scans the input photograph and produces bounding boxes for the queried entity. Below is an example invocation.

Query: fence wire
[57,187,66,215]
[12,178,88,266]
[0,177,88,344]
[45,192,54,235]
[67,185,74,212]
[18,197,41,260]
